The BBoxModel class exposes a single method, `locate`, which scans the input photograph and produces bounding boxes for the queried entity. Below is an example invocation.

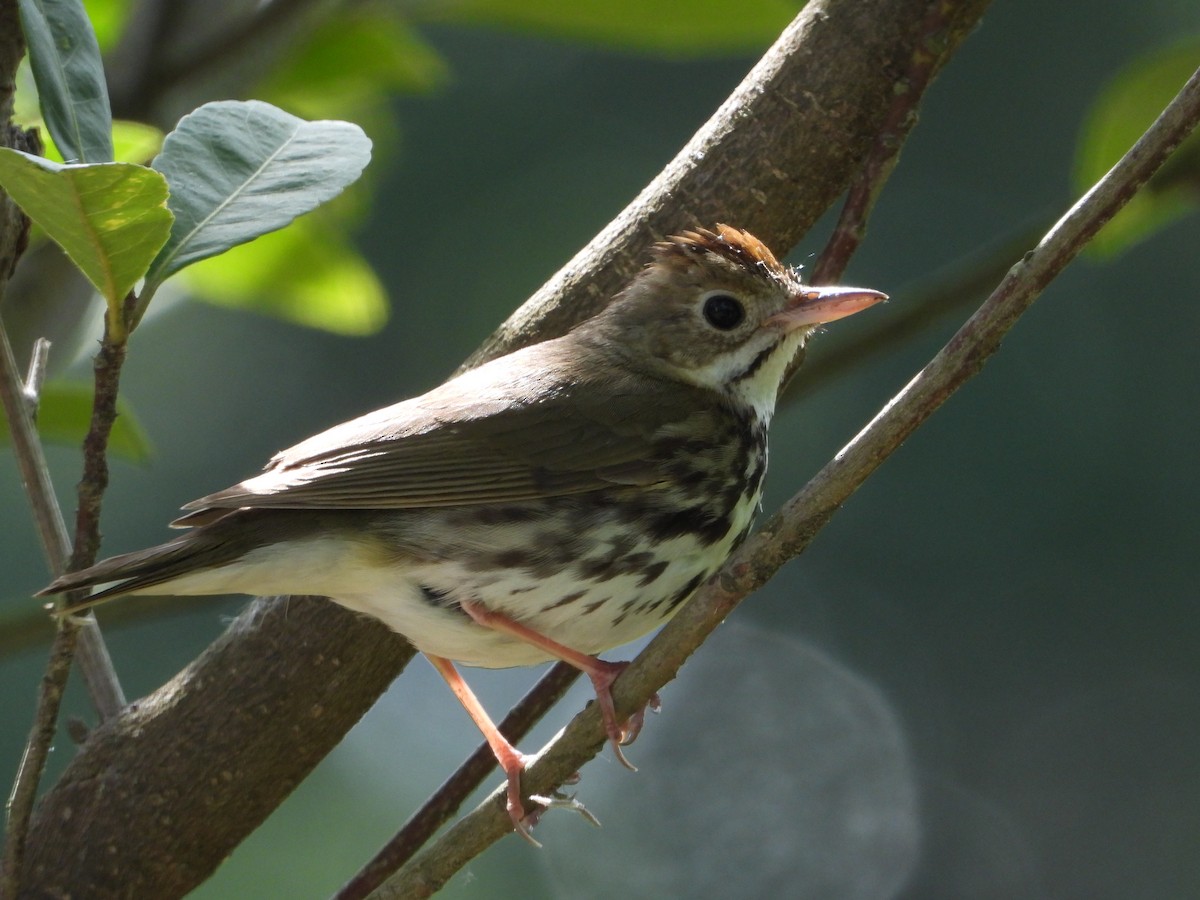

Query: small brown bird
[42,225,884,840]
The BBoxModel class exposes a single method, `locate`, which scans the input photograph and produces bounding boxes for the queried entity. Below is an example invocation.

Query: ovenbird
[41,225,884,840]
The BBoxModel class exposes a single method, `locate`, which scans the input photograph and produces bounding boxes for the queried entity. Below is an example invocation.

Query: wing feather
[178,339,712,517]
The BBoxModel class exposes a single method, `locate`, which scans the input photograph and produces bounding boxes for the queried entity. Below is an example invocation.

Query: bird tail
[38,531,243,615]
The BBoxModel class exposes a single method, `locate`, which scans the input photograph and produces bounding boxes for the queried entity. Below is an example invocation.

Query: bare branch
[110,0,325,120]
[19,0,993,895]
[0,4,125,891]
[461,0,992,370]
[0,300,128,897]
[376,59,1200,898]
[808,0,964,286]
[785,215,1055,404]
[335,663,580,900]
[0,327,68,571]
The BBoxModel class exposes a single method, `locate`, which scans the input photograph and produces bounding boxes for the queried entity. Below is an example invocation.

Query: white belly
[145,485,761,669]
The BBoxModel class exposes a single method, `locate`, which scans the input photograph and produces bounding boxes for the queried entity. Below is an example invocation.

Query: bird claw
[529,790,602,829]
[616,691,662,747]
[510,786,601,847]
[512,811,543,847]
[587,658,664,769]
[604,691,662,770]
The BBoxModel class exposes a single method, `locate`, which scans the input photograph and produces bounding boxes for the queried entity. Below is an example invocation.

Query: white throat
[688,328,811,423]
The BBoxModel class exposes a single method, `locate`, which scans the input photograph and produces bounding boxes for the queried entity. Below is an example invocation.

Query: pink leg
[460,601,661,770]
[425,653,541,843]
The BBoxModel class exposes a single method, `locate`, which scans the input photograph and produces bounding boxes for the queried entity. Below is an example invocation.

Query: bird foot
[499,751,543,845]
[585,659,663,770]
[508,771,598,846]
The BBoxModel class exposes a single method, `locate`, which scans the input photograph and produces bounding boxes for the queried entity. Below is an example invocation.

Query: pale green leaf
[1075,39,1200,257]
[18,0,113,162]
[29,118,163,165]
[145,100,373,291]
[112,120,164,164]
[82,0,132,50]
[261,10,447,111]
[185,218,388,336]
[0,149,172,308]
[0,381,152,463]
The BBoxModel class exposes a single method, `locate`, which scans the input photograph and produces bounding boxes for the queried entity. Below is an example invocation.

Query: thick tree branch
[460,0,990,369]
[22,598,415,898]
[377,60,1200,899]
[19,0,992,896]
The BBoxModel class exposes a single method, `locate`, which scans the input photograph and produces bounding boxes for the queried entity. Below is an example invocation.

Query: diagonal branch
[18,0,993,896]
[109,0,324,120]
[376,59,1200,899]
[334,663,580,900]
[344,3,992,894]
[460,0,991,369]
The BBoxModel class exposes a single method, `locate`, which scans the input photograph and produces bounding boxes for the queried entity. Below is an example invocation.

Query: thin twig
[811,0,968,285]
[0,286,137,893]
[21,336,48,410]
[0,325,69,568]
[7,332,129,723]
[113,0,323,119]
[374,62,1200,900]
[67,295,136,571]
[0,322,121,897]
[0,326,127,724]
[783,0,962,390]
[785,215,1055,404]
[1,619,82,898]
[335,663,580,900]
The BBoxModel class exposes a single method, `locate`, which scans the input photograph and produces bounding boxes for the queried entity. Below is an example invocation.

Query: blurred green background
[3,1,1200,897]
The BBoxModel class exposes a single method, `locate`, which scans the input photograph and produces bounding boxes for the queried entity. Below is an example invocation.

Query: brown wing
[178,339,710,518]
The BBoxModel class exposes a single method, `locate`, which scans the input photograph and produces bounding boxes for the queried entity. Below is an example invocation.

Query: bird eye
[701,293,745,331]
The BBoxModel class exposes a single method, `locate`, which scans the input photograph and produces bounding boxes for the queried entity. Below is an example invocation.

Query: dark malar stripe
[733,345,774,383]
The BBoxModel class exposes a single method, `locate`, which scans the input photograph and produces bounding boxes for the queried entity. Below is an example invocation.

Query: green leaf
[82,0,132,50]
[430,0,800,55]
[261,10,447,115]
[1075,39,1200,257]
[30,118,162,165]
[0,149,172,311]
[18,0,114,163]
[185,217,388,336]
[0,381,152,463]
[144,100,373,292]
[111,120,164,164]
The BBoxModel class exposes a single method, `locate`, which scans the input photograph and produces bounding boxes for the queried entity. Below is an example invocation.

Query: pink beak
[769,285,887,330]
